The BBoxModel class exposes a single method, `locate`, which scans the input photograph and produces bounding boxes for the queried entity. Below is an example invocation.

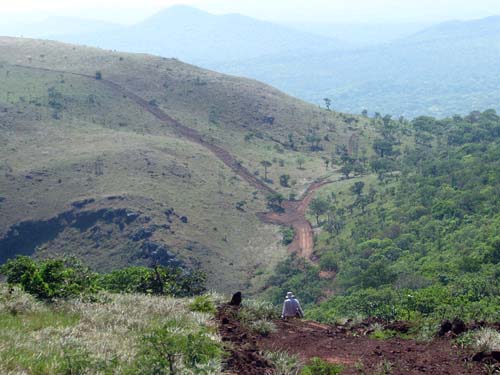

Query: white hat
[286,292,294,298]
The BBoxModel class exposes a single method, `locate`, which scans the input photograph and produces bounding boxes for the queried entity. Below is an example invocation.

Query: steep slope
[0,37,368,292]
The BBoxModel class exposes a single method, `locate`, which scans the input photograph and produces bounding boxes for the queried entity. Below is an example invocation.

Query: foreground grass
[0,285,223,374]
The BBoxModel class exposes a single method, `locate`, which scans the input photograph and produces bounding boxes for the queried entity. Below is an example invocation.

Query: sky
[1,0,500,25]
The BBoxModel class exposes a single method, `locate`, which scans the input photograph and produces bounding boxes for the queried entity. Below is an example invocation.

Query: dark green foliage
[1,257,206,300]
[304,110,500,324]
[99,266,206,297]
[281,227,295,246]
[309,197,330,225]
[265,255,326,305]
[0,256,99,301]
[279,174,291,187]
[267,193,285,213]
[318,252,338,272]
[301,357,343,375]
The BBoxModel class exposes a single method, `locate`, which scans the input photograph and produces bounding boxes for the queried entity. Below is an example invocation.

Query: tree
[306,132,322,151]
[322,157,330,171]
[297,156,306,170]
[350,181,365,197]
[267,193,285,213]
[95,71,102,80]
[261,160,272,181]
[361,109,369,117]
[323,98,332,110]
[373,139,394,158]
[287,133,295,150]
[309,197,330,225]
[280,174,290,188]
[340,164,354,179]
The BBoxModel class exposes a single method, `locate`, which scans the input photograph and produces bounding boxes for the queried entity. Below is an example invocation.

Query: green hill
[0,37,370,293]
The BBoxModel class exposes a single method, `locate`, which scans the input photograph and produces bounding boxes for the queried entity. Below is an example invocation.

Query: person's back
[281,292,304,319]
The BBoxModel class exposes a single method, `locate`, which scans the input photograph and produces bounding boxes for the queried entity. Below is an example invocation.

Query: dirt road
[14,63,325,260]
[260,179,334,259]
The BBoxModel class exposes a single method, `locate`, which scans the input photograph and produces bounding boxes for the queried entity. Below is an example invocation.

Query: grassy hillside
[0,37,369,292]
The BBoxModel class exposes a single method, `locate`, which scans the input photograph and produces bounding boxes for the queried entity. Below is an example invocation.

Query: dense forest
[266,109,500,324]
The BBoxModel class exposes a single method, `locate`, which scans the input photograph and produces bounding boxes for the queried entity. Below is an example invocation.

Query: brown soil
[259,319,487,374]
[217,304,274,375]
[217,304,487,374]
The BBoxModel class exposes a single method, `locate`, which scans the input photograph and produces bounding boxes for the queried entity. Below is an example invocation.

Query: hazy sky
[1,0,500,24]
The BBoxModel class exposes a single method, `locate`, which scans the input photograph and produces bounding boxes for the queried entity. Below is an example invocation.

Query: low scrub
[458,328,500,353]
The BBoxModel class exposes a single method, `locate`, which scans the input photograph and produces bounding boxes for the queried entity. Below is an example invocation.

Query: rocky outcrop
[0,205,182,269]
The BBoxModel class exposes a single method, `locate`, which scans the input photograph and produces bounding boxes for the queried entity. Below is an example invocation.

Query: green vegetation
[301,358,344,375]
[189,294,217,314]
[0,256,99,301]
[263,351,302,375]
[268,110,500,327]
[1,256,207,300]
[100,265,206,297]
[237,299,279,335]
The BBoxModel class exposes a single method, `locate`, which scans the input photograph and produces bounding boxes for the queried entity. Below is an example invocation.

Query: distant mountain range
[4,6,500,117]
[46,5,345,64]
[213,15,500,117]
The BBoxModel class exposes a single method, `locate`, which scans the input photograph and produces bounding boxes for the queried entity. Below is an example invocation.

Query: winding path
[12,63,327,260]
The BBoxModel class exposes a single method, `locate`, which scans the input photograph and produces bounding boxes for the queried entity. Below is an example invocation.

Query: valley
[0,37,370,293]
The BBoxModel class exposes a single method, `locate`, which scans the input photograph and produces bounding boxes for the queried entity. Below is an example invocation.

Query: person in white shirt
[281,291,304,319]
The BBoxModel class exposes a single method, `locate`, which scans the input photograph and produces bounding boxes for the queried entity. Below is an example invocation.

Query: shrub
[263,351,302,375]
[0,256,99,301]
[473,328,500,352]
[249,320,277,336]
[301,357,344,375]
[189,295,216,314]
[99,266,206,297]
[135,320,222,374]
[281,227,295,245]
[239,299,279,322]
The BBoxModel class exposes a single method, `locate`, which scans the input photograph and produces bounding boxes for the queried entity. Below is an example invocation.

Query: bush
[135,320,222,374]
[281,227,295,245]
[189,295,216,314]
[99,266,206,297]
[472,328,500,352]
[263,351,302,375]
[239,299,279,322]
[0,256,99,301]
[301,357,343,375]
[249,320,277,336]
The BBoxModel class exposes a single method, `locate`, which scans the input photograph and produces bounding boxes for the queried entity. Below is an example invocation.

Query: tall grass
[0,285,222,374]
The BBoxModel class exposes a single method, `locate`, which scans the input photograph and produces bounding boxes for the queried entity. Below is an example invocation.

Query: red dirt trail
[14,63,325,260]
[218,304,486,375]
[259,319,485,375]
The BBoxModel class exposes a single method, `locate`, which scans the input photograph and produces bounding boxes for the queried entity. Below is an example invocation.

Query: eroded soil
[217,304,488,375]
